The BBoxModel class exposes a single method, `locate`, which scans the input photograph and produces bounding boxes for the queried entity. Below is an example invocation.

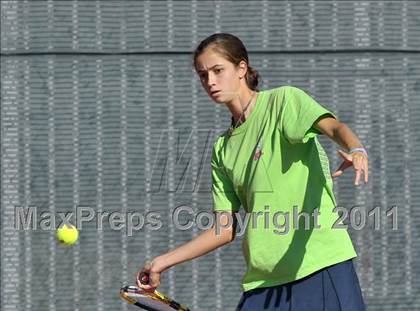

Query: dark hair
[192,33,260,91]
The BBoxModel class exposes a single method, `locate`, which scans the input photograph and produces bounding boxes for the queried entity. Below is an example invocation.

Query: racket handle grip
[138,272,150,285]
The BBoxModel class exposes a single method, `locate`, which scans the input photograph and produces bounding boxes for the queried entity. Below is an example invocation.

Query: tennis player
[136,33,368,310]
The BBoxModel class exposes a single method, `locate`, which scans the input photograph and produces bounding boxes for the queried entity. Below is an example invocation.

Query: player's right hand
[136,260,161,292]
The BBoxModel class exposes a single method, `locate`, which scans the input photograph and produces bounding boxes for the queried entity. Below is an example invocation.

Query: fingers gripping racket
[120,273,191,311]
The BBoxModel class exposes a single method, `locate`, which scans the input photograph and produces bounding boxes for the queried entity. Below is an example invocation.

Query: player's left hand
[331,149,368,186]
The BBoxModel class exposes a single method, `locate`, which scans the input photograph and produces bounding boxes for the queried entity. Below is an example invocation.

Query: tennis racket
[120,273,191,311]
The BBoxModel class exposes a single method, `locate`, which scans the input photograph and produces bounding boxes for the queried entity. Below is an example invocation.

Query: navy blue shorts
[236,259,366,311]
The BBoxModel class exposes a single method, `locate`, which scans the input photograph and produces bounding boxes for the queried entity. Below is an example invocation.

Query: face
[195,48,246,103]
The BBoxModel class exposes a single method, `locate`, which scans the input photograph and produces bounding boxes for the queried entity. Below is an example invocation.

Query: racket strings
[120,285,191,311]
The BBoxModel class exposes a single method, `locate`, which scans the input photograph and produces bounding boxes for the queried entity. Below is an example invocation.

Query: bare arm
[155,213,235,271]
[314,116,369,185]
[137,212,236,290]
[314,116,364,150]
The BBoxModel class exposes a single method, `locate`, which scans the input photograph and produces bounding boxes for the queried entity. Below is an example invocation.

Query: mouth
[211,90,221,96]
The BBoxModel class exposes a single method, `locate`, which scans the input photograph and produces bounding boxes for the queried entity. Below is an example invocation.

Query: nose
[206,72,216,89]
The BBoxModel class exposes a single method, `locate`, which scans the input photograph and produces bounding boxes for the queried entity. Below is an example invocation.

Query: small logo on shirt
[253,138,264,160]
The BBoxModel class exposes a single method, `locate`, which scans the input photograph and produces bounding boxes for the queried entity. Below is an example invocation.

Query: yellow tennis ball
[56,224,79,246]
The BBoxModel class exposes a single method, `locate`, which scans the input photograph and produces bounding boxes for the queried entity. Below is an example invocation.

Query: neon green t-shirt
[211,85,357,292]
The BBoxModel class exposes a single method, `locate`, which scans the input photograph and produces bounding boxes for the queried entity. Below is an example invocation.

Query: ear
[238,60,248,79]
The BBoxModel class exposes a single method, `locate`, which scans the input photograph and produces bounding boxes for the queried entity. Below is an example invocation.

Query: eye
[215,68,223,73]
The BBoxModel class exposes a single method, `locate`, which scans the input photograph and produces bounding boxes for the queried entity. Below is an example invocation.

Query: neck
[227,89,257,124]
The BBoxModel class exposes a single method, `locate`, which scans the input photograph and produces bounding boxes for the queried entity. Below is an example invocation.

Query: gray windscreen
[1,1,419,311]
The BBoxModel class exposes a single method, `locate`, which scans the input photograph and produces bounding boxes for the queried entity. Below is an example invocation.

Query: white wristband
[349,147,368,157]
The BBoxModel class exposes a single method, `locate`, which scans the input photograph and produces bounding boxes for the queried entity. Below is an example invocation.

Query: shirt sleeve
[279,86,337,144]
[211,143,241,213]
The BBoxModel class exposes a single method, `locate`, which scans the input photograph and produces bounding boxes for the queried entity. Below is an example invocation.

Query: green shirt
[211,86,357,292]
